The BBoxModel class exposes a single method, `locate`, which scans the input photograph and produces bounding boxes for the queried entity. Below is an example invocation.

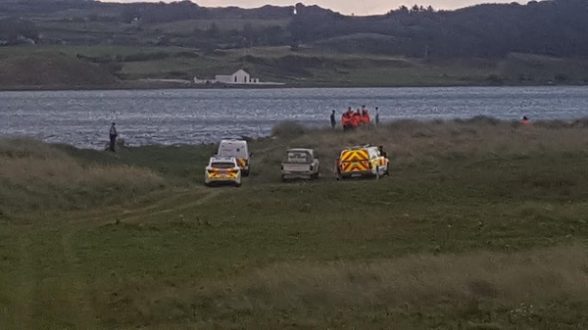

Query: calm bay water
[1,86,587,149]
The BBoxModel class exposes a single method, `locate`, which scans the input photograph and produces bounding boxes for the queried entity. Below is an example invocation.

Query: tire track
[117,189,222,224]
[49,188,222,328]
[53,188,223,328]
[63,188,199,225]
[60,230,98,329]
[14,236,33,330]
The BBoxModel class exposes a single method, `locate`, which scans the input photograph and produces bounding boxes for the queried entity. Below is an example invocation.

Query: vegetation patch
[112,245,587,328]
[0,139,163,216]
[1,120,588,328]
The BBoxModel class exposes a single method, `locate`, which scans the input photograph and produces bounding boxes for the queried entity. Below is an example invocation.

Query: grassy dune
[1,119,588,328]
[0,139,163,216]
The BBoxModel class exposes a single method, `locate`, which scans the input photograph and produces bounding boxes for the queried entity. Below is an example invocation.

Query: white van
[217,139,250,176]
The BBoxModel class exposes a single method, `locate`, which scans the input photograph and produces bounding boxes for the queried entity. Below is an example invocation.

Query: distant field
[148,18,291,34]
[0,45,192,58]
[1,45,588,89]
[0,50,117,88]
[1,119,588,328]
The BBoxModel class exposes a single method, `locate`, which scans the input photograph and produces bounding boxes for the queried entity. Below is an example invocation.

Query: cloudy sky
[112,1,527,15]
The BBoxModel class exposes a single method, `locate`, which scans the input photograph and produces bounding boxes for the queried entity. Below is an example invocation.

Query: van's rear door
[339,149,370,174]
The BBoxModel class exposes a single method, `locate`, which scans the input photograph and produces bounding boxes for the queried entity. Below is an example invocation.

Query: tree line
[289,0,588,57]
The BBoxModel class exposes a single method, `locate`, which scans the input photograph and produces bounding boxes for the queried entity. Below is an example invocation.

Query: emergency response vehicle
[281,148,320,181]
[336,145,389,180]
[217,139,250,176]
[204,156,242,187]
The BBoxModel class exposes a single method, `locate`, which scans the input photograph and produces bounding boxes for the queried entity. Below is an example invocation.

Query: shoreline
[5,117,588,151]
[1,81,587,92]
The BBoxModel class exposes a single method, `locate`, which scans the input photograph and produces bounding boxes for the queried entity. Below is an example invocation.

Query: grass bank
[0,139,164,216]
[1,119,588,328]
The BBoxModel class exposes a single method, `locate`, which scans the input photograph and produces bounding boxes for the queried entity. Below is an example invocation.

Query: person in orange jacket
[352,109,362,128]
[342,107,353,131]
[361,109,370,125]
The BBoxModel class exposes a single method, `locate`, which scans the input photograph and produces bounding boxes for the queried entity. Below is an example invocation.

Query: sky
[111,1,527,16]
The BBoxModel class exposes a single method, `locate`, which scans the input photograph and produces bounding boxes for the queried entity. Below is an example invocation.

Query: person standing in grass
[375,107,380,126]
[330,110,336,129]
[109,122,118,152]
[521,116,530,126]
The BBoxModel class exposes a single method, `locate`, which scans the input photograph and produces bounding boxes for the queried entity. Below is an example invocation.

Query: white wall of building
[233,69,250,84]
[195,69,279,85]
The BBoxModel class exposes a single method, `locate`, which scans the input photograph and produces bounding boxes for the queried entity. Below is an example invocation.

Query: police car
[204,156,242,187]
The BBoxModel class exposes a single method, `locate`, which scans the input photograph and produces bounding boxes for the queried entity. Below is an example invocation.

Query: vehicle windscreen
[211,162,235,169]
[286,151,310,163]
[218,144,248,158]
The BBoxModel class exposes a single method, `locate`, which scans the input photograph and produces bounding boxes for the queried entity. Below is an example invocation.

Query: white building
[194,69,260,85]
[216,69,260,84]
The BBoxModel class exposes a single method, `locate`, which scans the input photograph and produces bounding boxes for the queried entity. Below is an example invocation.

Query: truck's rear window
[211,162,235,169]
[287,152,310,163]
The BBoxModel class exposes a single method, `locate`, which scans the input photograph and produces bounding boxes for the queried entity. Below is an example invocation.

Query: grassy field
[148,18,291,34]
[1,119,588,328]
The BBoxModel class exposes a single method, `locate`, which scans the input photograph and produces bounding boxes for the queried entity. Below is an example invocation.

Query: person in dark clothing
[109,122,118,152]
[378,145,387,158]
[330,110,336,129]
[375,107,380,126]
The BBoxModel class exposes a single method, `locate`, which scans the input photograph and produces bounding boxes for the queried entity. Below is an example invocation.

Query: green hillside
[0,50,117,88]
[1,0,588,89]
[1,45,588,89]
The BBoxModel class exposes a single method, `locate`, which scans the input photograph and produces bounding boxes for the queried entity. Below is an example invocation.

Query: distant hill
[0,0,587,59]
[289,0,588,58]
[1,0,588,89]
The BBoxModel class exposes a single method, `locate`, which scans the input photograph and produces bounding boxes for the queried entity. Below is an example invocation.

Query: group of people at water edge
[330,105,380,131]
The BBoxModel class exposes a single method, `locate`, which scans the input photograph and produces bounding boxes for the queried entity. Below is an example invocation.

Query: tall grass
[238,245,588,309]
[96,245,588,327]
[0,139,163,216]
[270,120,306,138]
[268,117,588,172]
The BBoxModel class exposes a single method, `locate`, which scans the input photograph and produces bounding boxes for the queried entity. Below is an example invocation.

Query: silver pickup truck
[281,148,320,181]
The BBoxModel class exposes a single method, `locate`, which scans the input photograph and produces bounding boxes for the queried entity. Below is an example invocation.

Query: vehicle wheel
[311,173,319,179]
[235,183,242,188]
[242,170,250,177]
